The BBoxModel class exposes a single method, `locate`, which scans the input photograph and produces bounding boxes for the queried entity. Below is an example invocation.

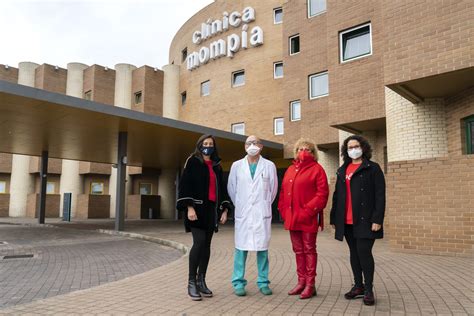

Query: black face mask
[200,146,214,156]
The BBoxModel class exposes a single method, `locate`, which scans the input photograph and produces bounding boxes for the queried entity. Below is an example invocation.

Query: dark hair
[341,135,372,164]
[192,134,220,162]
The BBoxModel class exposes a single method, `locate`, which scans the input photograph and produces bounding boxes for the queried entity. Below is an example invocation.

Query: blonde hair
[293,138,318,161]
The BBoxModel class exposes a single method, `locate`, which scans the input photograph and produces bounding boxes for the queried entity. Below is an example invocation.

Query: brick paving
[0,219,472,315]
[0,222,181,309]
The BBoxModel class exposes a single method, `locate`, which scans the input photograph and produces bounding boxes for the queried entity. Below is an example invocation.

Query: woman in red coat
[278,138,329,299]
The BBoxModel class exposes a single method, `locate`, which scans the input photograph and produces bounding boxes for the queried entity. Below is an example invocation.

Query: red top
[345,163,361,224]
[205,160,216,202]
[278,159,329,233]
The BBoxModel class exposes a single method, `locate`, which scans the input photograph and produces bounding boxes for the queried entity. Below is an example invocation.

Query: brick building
[0,0,472,256]
[168,0,473,256]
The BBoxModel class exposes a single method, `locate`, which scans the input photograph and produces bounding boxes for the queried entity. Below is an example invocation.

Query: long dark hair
[341,135,372,164]
[192,134,220,162]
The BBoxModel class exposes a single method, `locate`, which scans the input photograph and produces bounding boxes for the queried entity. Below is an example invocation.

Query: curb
[97,229,190,255]
[0,221,59,229]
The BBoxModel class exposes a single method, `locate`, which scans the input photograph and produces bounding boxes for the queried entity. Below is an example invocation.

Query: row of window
[84,90,144,105]
[231,118,285,137]
[290,23,372,63]
[0,181,155,195]
[274,1,328,22]
[90,182,152,195]
[190,69,328,102]
[230,114,474,146]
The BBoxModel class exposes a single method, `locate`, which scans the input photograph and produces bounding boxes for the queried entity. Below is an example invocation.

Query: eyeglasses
[245,141,261,146]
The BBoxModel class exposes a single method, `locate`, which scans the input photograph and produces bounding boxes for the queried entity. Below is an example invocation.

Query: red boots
[289,231,318,299]
[288,282,306,295]
[300,285,317,299]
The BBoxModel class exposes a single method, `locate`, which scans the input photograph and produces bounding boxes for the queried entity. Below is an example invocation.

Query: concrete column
[162,64,180,120]
[110,63,136,217]
[160,64,180,219]
[9,62,38,217]
[385,87,447,162]
[157,169,177,219]
[60,63,88,217]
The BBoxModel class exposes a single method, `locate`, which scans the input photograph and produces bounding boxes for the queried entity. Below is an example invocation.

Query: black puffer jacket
[176,155,233,232]
[330,159,386,241]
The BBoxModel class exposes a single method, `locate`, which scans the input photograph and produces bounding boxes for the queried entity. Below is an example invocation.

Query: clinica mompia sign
[186,7,264,71]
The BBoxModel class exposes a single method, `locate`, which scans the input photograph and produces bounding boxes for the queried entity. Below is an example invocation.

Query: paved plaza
[0,223,181,309]
[0,219,472,315]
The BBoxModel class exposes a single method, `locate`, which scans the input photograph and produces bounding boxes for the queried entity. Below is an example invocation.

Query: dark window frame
[465,115,474,154]
[289,34,300,55]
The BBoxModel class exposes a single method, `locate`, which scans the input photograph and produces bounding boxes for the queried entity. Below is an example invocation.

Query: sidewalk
[0,219,472,315]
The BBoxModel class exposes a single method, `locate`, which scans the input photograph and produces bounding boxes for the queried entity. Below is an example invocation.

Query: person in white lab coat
[227,135,278,296]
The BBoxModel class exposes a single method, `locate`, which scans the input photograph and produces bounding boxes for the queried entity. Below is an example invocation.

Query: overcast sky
[0,0,213,70]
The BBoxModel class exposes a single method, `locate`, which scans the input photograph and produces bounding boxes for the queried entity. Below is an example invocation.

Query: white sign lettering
[187,6,263,71]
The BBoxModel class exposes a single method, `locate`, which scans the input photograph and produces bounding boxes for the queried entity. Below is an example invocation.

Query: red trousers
[290,230,317,286]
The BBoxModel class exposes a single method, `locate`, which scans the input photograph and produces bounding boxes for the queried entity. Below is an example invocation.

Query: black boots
[188,277,202,301]
[197,274,213,297]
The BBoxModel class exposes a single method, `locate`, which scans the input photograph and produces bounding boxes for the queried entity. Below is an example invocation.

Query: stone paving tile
[0,223,181,309]
[0,219,472,315]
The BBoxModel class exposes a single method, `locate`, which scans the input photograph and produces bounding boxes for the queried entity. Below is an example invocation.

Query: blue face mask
[200,146,214,156]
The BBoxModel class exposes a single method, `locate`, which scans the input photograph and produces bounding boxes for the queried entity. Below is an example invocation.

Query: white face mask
[348,148,363,159]
[246,144,261,157]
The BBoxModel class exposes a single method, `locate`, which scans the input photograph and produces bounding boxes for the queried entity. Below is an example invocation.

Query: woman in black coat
[177,134,232,301]
[330,135,385,306]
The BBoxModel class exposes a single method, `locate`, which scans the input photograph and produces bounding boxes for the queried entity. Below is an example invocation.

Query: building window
[274,118,284,135]
[290,100,301,121]
[84,90,92,100]
[308,0,326,18]
[181,47,188,62]
[90,182,104,195]
[289,34,300,55]
[340,23,372,63]
[309,71,329,99]
[46,182,55,194]
[181,91,187,106]
[0,181,6,194]
[465,115,474,154]
[139,183,152,195]
[274,62,283,79]
[274,7,283,24]
[232,70,245,87]
[201,80,210,96]
[134,91,142,104]
[231,123,245,135]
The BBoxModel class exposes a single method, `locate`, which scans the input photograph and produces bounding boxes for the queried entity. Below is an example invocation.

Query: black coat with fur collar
[176,155,233,232]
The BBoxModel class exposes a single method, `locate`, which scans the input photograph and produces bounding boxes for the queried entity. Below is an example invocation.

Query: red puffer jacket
[278,159,329,233]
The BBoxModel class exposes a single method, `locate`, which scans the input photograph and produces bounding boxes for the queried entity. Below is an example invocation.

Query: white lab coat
[227,156,278,251]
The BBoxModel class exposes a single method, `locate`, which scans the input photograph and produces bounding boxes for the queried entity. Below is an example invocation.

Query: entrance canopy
[0,79,284,230]
[0,80,283,167]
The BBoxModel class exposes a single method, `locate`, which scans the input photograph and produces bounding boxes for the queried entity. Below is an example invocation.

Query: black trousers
[344,224,375,290]
[189,227,214,279]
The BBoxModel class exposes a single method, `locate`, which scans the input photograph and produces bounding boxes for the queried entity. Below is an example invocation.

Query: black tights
[344,224,375,291]
[189,227,214,279]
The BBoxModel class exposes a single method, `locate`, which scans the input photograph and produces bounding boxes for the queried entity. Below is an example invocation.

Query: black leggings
[189,227,214,279]
[344,224,375,290]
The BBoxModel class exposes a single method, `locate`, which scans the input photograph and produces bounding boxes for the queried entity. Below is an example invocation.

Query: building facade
[0,62,173,221]
[0,0,472,256]
[168,0,473,257]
